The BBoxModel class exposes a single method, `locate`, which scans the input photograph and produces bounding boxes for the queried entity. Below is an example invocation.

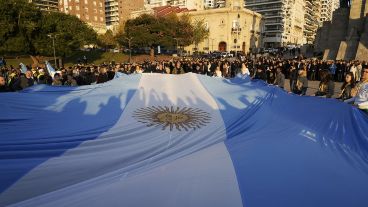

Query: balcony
[231,27,242,34]
[245,0,283,7]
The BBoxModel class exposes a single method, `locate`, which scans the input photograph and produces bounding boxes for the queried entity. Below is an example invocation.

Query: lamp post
[47,34,58,67]
[125,37,133,63]
[236,13,240,56]
[174,37,179,56]
[210,38,215,52]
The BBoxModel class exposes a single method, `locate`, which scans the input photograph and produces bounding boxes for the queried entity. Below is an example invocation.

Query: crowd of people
[0,55,367,113]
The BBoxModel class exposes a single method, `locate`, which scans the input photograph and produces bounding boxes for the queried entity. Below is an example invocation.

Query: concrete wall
[323,8,349,60]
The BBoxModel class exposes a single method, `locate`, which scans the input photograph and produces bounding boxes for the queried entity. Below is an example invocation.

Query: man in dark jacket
[12,70,34,91]
[253,67,267,81]
[289,66,298,92]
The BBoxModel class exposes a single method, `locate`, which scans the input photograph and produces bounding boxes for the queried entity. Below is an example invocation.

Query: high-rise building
[105,0,145,32]
[245,0,305,47]
[105,0,119,30]
[304,0,322,44]
[320,0,339,22]
[59,0,106,33]
[28,0,59,12]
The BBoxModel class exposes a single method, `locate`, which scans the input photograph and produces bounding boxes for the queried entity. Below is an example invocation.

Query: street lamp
[236,13,240,55]
[125,37,133,63]
[210,38,215,52]
[173,37,179,56]
[47,34,58,67]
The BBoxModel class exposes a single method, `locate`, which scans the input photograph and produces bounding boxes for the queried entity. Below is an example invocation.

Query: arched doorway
[218,42,227,52]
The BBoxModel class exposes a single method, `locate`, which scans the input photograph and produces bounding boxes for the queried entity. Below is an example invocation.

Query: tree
[192,18,209,50]
[36,12,98,57]
[0,0,98,57]
[98,30,117,50]
[0,0,42,54]
[117,14,194,60]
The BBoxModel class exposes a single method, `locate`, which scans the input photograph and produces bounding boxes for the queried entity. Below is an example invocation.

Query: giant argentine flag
[0,73,368,207]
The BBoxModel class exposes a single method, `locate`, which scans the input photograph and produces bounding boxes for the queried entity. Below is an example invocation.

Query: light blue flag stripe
[0,75,142,205]
[197,75,368,207]
[45,61,56,78]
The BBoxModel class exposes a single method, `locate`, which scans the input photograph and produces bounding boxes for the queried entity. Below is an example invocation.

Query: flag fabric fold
[19,63,28,74]
[0,73,367,207]
[45,61,56,79]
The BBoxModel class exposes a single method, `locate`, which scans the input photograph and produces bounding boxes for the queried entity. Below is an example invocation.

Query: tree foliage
[116,14,206,51]
[192,18,209,48]
[98,30,117,49]
[0,0,98,56]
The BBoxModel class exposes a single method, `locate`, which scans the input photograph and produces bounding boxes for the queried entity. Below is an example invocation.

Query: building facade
[304,0,321,44]
[105,0,119,30]
[106,0,145,32]
[245,0,305,48]
[145,0,204,10]
[320,0,340,22]
[28,0,59,12]
[59,0,106,33]
[182,0,263,54]
[315,0,368,61]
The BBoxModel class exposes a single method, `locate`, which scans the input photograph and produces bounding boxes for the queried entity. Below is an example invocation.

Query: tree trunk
[150,47,155,62]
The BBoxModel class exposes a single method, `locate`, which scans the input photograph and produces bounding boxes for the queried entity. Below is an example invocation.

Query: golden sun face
[133,106,211,131]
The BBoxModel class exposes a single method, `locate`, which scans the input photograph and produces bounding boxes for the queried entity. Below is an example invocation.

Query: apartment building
[105,0,145,31]
[28,0,59,12]
[320,0,339,22]
[59,0,106,33]
[304,0,321,44]
[245,0,305,47]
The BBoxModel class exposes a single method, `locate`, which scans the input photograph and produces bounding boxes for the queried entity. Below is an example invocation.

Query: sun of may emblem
[133,106,211,131]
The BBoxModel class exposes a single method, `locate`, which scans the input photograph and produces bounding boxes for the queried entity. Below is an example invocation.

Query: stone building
[145,0,204,10]
[315,0,368,61]
[182,0,263,54]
